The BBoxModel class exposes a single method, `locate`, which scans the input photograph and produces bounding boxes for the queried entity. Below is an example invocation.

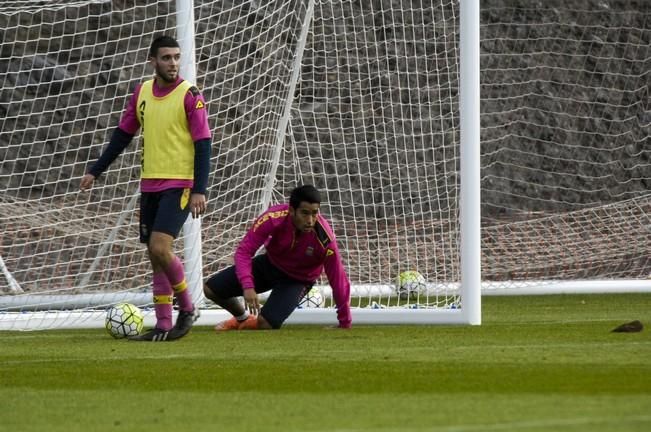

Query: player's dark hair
[289,184,321,209]
[149,35,180,58]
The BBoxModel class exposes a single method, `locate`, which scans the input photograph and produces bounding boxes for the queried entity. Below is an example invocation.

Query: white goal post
[1,0,649,331]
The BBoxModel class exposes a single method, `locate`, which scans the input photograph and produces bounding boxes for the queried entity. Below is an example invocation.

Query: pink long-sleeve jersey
[234,204,352,328]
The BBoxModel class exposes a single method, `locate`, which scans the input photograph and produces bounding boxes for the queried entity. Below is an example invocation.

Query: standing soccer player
[79,35,211,341]
[204,184,352,330]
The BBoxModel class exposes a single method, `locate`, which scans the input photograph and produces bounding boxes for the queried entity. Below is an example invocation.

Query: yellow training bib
[136,79,194,180]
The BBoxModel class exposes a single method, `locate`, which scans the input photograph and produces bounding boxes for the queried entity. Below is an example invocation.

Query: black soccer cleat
[169,308,201,339]
[128,327,172,342]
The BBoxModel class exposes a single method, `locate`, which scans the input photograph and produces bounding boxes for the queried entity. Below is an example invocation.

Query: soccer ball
[105,303,144,339]
[297,287,325,308]
[395,270,427,300]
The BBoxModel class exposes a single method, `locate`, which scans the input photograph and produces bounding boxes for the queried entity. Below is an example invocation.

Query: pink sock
[152,272,173,331]
[164,256,194,312]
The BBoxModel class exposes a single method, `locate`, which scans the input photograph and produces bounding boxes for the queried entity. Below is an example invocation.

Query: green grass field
[1,294,650,432]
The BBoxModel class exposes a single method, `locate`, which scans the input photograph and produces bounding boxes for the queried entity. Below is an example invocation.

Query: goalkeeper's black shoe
[170,308,200,339]
[128,327,172,342]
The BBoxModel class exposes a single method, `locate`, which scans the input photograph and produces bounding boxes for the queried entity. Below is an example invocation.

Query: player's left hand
[243,288,260,315]
[190,193,206,219]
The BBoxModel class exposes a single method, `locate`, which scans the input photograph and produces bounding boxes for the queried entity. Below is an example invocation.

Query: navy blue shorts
[205,254,312,329]
[139,188,191,244]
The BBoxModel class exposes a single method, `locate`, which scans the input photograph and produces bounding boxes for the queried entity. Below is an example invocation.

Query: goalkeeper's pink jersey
[234,204,352,327]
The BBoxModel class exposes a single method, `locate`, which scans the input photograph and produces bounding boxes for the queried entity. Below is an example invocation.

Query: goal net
[480,1,650,294]
[1,0,648,330]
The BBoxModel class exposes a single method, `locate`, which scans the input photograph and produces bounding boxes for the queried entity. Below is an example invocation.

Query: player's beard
[155,65,177,84]
[295,218,314,233]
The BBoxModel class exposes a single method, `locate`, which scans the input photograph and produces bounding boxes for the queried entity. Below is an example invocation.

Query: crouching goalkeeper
[204,185,352,330]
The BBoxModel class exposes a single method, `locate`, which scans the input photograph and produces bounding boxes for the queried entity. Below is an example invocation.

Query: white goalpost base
[1,1,649,331]
[0,307,472,332]
[2,279,649,331]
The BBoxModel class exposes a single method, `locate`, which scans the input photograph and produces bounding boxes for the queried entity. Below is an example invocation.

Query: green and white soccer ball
[396,270,427,300]
[297,287,325,308]
[105,303,144,339]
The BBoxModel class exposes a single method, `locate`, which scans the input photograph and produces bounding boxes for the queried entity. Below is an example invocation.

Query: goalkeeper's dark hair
[289,185,321,209]
[149,35,180,58]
